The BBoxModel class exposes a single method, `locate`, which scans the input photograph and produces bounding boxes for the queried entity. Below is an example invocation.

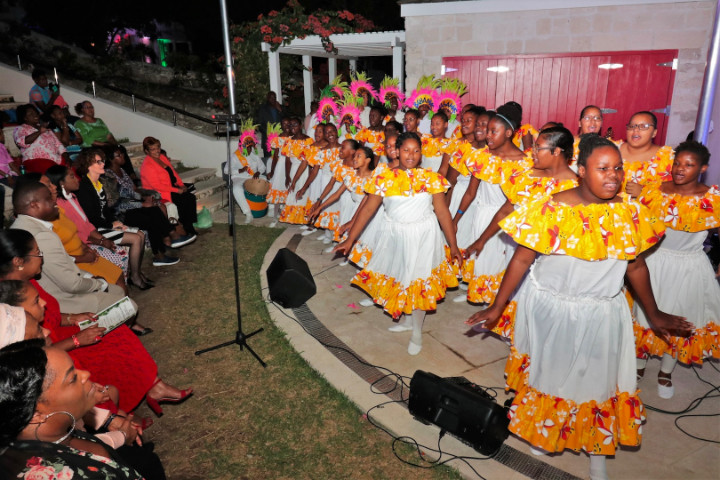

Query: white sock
[589,455,608,480]
[660,353,677,375]
[409,310,425,351]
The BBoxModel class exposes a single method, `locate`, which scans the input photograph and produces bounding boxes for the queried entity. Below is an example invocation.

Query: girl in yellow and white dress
[619,111,673,198]
[461,126,578,313]
[420,111,451,173]
[279,118,313,225]
[266,117,291,220]
[335,132,462,355]
[634,140,720,399]
[453,106,529,304]
[311,125,341,244]
[466,135,692,480]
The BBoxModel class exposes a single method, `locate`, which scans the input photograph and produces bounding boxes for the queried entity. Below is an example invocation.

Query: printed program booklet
[77,296,137,333]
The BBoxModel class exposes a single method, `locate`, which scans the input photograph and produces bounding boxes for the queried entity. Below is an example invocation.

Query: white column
[262,43,282,101]
[349,59,357,74]
[392,37,405,92]
[302,55,313,116]
[328,58,337,82]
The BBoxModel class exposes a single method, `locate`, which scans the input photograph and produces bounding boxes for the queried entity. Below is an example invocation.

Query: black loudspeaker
[408,370,511,455]
[266,248,317,308]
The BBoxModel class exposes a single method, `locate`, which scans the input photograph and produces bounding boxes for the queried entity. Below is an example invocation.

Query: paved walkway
[220,208,720,480]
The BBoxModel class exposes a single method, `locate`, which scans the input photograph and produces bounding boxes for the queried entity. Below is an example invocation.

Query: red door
[442,50,677,145]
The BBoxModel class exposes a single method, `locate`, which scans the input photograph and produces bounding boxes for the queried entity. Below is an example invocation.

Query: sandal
[658,372,674,399]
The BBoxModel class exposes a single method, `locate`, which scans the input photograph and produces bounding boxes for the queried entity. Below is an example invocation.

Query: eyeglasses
[532,145,554,153]
[582,116,602,122]
[25,251,44,258]
[626,123,655,131]
[93,158,105,165]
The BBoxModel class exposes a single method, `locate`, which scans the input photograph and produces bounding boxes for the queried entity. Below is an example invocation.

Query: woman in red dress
[0,229,192,415]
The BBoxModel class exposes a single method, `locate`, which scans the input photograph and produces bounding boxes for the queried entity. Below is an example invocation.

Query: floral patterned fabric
[512,123,539,151]
[1,430,144,479]
[499,163,579,206]
[622,145,674,189]
[638,184,720,232]
[355,128,385,157]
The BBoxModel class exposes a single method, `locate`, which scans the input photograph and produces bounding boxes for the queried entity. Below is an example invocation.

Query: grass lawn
[134,225,464,480]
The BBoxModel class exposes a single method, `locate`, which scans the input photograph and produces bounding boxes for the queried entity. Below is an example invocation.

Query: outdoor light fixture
[487,66,510,73]
[598,63,624,69]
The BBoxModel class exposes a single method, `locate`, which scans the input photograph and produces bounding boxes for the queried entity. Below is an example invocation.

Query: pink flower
[279,24,289,32]
[263,35,272,42]
[272,36,283,44]
[22,465,57,480]
[321,16,330,23]
[260,25,272,34]
[268,10,279,17]
[233,36,242,44]
[56,466,74,480]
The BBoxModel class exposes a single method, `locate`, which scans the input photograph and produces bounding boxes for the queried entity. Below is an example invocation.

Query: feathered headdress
[238,118,260,156]
[266,122,282,153]
[406,75,440,115]
[337,92,363,135]
[330,75,349,99]
[316,85,339,124]
[435,78,468,123]
[378,76,405,109]
[350,71,378,103]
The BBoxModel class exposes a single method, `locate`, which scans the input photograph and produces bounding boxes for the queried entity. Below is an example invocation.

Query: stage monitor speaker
[266,248,317,308]
[408,370,511,455]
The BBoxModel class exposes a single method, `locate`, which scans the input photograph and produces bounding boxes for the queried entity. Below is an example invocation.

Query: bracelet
[71,335,80,348]
[457,209,465,215]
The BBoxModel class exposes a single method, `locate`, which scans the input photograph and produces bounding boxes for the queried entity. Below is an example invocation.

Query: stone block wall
[404,1,716,146]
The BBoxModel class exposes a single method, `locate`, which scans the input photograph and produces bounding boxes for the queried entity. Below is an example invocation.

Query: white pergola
[261,31,406,115]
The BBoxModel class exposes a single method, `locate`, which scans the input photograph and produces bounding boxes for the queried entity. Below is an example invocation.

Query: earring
[17,265,24,271]
[34,410,77,444]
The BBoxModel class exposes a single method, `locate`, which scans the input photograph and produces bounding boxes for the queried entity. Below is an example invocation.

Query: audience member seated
[74,149,178,275]
[48,105,83,160]
[29,68,68,114]
[0,231,193,416]
[13,104,67,168]
[74,101,118,150]
[45,166,130,279]
[140,136,198,243]
[0,339,167,479]
[0,122,20,187]
[35,173,128,293]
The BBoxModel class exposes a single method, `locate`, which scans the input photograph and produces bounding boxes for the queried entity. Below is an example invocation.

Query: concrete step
[122,142,144,157]
[193,176,226,200]
[128,154,181,173]
[196,191,228,213]
[179,167,217,184]
[0,94,15,103]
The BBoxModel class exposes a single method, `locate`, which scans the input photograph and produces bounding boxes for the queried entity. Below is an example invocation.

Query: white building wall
[403,1,716,147]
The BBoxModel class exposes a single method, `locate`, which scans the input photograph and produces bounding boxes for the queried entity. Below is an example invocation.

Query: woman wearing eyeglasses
[619,111,673,198]
[571,106,605,170]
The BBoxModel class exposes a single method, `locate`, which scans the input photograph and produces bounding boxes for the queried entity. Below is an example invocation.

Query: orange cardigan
[140,154,182,202]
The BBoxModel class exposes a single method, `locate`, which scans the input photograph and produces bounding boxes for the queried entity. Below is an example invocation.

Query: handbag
[193,206,213,229]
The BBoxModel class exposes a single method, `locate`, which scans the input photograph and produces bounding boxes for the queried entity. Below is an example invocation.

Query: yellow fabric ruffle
[332,163,355,183]
[633,321,720,365]
[465,147,532,184]
[364,168,449,197]
[279,136,292,156]
[267,189,287,204]
[489,300,517,341]
[421,134,452,158]
[302,145,322,167]
[355,128,386,156]
[348,241,373,269]
[448,141,475,177]
[460,257,504,304]
[278,203,309,224]
[288,137,313,158]
[512,123,539,150]
[623,145,674,189]
[500,164,578,205]
[499,195,665,261]
[638,184,720,232]
[314,211,339,230]
[351,259,459,319]
[505,347,645,455]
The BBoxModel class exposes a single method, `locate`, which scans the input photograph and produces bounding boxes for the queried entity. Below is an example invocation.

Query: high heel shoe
[146,380,193,416]
[128,278,154,290]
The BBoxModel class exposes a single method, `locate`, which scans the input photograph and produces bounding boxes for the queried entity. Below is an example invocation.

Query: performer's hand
[465,304,503,330]
[334,239,353,256]
[465,238,486,259]
[449,246,463,268]
[625,181,642,197]
[648,311,693,344]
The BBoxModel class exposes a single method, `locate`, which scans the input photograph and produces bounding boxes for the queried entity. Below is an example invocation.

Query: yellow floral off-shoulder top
[287,137,314,160]
[499,194,665,261]
[639,184,720,232]
[302,144,323,167]
[364,168,449,197]
[321,147,340,169]
[622,145,674,188]
[465,147,532,184]
[512,123,538,150]
[344,170,372,195]
[448,141,475,177]
[355,128,386,157]
[278,136,292,157]
[421,134,452,158]
[500,162,579,205]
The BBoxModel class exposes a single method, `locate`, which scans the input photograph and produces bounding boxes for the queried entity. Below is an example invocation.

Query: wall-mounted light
[441,65,458,75]
[487,66,509,73]
[598,63,624,69]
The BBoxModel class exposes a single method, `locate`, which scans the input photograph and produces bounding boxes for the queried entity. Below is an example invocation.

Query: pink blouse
[57,194,95,243]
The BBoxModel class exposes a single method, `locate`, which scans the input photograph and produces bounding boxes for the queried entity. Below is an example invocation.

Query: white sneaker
[317,233,327,240]
[269,221,277,228]
[301,228,317,236]
[359,298,374,307]
[452,294,467,303]
[323,246,335,253]
[299,225,308,230]
[658,382,674,399]
[339,260,349,266]
[408,339,422,355]
[388,324,412,332]
[322,237,332,245]
[459,283,468,291]
[244,214,253,224]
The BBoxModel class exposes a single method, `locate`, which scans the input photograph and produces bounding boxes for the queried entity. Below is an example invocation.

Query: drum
[243,178,270,218]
